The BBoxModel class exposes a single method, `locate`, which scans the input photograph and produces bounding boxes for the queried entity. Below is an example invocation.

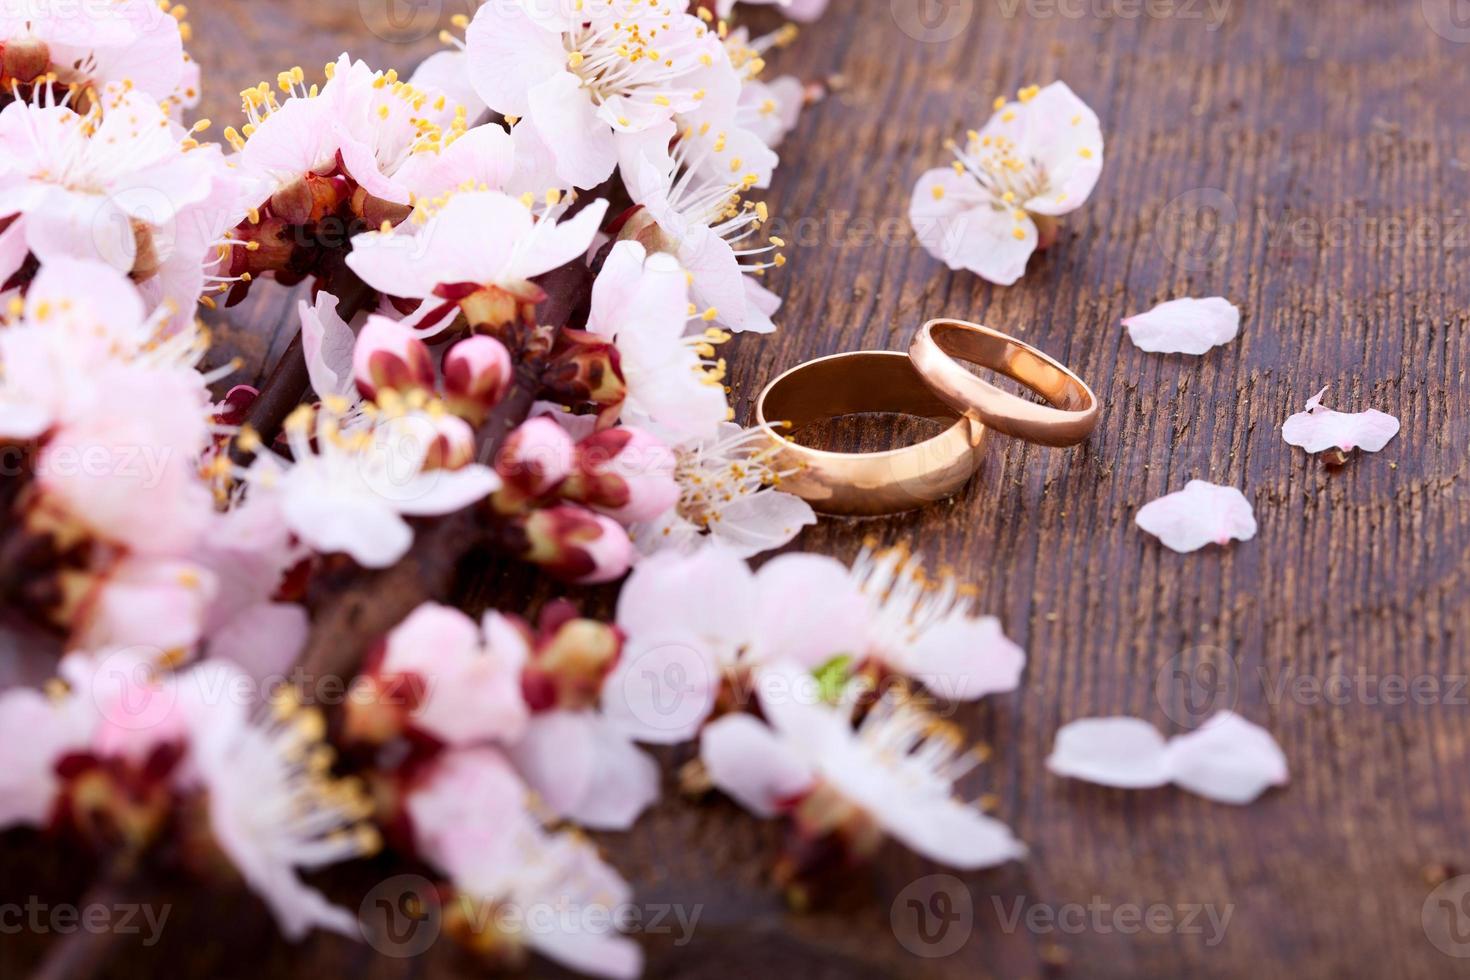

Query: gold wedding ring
[909,319,1100,448]
[755,351,987,517]
[755,321,1098,516]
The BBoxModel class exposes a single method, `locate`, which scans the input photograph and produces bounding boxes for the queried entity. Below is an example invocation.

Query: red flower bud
[541,329,627,415]
[495,417,575,501]
[518,504,633,584]
[443,335,512,424]
[352,316,435,401]
[562,427,678,524]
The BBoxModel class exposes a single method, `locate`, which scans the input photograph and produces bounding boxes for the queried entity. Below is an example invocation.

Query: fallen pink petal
[1281,386,1401,454]
[1123,296,1241,355]
[1135,480,1258,553]
[1048,711,1289,805]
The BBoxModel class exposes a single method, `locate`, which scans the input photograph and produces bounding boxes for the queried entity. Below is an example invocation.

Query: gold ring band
[755,351,987,517]
[910,319,1100,447]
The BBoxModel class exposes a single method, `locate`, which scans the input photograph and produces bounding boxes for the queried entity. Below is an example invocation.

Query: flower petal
[1163,711,1289,805]
[1123,297,1240,355]
[885,797,1028,870]
[1046,716,1172,788]
[909,168,1037,285]
[700,713,814,817]
[904,615,1026,701]
[1135,480,1257,554]
[1281,387,1401,454]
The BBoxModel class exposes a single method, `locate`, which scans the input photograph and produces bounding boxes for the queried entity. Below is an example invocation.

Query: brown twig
[28,871,140,980]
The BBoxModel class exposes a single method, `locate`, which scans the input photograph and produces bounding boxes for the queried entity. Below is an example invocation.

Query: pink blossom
[36,362,213,556]
[352,315,435,400]
[405,745,644,978]
[506,710,659,830]
[619,122,783,334]
[0,678,94,829]
[701,662,1027,869]
[0,93,224,304]
[246,401,500,569]
[0,0,195,108]
[465,0,733,189]
[499,416,578,497]
[586,240,729,440]
[627,422,816,559]
[299,291,357,401]
[443,334,512,418]
[177,662,375,940]
[346,190,607,305]
[379,603,530,746]
[910,81,1103,285]
[233,54,470,207]
[566,426,680,525]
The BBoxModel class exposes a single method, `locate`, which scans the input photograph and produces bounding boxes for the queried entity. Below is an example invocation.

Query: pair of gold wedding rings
[755,320,1100,516]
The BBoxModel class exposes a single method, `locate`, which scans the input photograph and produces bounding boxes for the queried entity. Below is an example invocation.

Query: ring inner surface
[930,321,1091,411]
[762,352,963,441]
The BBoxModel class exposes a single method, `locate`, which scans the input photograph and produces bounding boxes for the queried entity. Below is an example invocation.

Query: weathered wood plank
[6,2,1470,978]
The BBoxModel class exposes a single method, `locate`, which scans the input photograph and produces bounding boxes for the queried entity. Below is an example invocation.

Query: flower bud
[541,329,626,415]
[522,616,623,712]
[562,427,679,524]
[456,282,545,333]
[518,504,633,584]
[353,316,435,401]
[215,385,259,427]
[2,38,50,85]
[269,172,351,226]
[421,413,477,472]
[443,336,512,424]
[224,216,299,299]
[349,185,413,229]
[615,206,679,256]
[495,417,575,501]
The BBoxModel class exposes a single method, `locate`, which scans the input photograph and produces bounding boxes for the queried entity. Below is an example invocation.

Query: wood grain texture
[6,1,1470,978]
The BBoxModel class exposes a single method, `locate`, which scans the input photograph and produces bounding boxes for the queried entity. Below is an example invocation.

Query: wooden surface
[7,1,1470,977]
